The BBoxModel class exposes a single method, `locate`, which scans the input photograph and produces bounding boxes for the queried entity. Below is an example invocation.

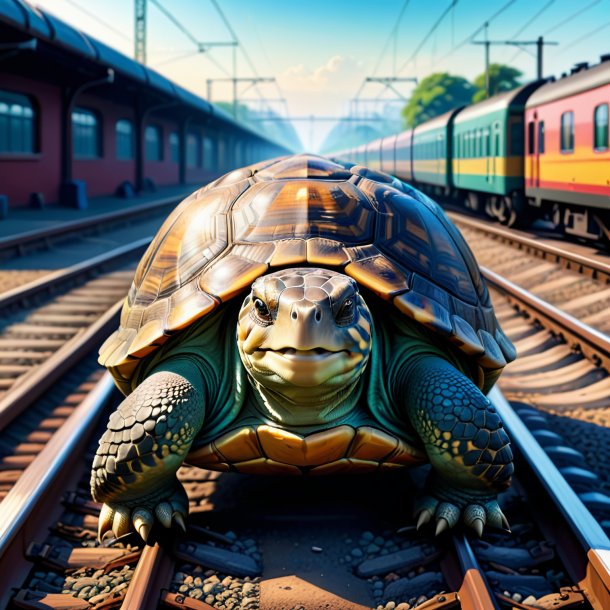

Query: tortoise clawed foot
[414,484,508,537]
[97,479,189,544]
[463,500,510,535]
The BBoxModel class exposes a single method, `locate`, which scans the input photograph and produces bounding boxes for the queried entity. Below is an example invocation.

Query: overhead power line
[505,0,558,65]
[544,0,602,35]
[434,0,517,65]
[148,0,235,76]
[396,0,458,75]
[509,0,557,40]
[149,0,198,47]
[60,0,131,42]
[370,0,411,77]
[558,19,610,54]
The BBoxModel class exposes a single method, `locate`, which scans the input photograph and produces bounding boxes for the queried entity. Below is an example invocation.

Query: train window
[169,132,180,163]
[509,120,523,155]
[538,122,545,154]
[0,90,36,154]
[484,129,490,157]
[560,111,574,153]
[145,125,163,161]
[594,104,608,151]
[72,108,101,159]
[186,133,198,168]
[115,120,134,161]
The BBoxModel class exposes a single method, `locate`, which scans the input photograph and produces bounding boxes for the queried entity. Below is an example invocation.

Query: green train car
[452,81,543,221]
[412,108,463,190]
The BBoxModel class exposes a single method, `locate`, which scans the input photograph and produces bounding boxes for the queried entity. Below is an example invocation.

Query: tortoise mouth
[256,347,350,361]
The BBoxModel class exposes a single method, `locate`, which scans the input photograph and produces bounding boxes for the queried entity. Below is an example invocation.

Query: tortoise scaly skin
[91,154,516,542]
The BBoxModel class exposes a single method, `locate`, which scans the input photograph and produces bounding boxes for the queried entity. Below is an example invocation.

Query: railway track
[448,212,610,338]
[0,192,186,265]
[0,239,154,511]
[1,210,610,609]
[1,366,607,610]
[2,279,610,609]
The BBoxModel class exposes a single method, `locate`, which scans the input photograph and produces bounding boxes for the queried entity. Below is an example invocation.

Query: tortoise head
[237,268,372,422]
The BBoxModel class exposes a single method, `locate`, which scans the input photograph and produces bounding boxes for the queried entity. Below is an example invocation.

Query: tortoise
[91,154,516,543]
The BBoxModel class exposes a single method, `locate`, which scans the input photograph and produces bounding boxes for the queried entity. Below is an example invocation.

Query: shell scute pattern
[100,154,515,396]
[187,423,426,475]
[232,179,375,244]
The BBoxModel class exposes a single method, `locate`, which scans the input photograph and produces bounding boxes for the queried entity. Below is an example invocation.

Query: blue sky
[34,0,610,149]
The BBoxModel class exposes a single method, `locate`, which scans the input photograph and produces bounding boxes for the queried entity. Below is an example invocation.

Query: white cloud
[280,55,364,93]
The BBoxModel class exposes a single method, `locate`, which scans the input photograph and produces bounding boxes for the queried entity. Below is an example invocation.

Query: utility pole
[472,35,558,97]
[134,0,146,64]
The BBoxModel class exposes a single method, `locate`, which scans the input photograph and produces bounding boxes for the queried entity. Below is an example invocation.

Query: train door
[528,115,541,188]
[535,120,543,188]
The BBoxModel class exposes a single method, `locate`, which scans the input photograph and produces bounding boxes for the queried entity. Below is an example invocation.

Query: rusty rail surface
[0,373,116,607]
[0,299,122,430]
[482,266,610,370]
[448,211,610,282]
[0,236,151,312]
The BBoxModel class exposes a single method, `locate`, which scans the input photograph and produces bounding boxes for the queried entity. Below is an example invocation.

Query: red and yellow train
[336,55,610,243]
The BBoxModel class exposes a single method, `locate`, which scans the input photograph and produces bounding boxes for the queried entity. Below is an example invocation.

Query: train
[335,55,610,243]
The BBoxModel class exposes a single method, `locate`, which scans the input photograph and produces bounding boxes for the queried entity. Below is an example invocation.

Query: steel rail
[0,192,184,259]
[0,236,151,312]
[448,212,610,282]
[0,373,116,605]
[489,387,610,610]
[121,544,175,609]
[481,266,610,370]
[0,298,122,430]
[452,535,500,610]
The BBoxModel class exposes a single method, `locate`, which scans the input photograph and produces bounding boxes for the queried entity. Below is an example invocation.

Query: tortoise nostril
[291,311,297,320]
[315,310,322,322]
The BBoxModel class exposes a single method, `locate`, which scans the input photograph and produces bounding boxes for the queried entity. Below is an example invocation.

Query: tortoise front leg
[403,355,513,536]
[90,359,205,542]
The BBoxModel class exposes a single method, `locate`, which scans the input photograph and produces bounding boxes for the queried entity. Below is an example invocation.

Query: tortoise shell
[99,154,515,395]
[186,423,426,475]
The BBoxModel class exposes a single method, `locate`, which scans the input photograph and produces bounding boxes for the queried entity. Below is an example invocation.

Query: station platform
[0,184,193,240]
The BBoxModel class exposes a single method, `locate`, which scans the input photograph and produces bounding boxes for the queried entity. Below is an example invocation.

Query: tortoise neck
[248,375,364,427]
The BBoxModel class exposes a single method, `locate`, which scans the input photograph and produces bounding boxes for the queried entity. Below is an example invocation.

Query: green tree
[472,63,522,103]
[402,73,474,128]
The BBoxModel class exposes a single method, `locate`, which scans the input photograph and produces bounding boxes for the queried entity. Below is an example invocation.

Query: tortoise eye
[253,298,272,323]
[336,297,355,325]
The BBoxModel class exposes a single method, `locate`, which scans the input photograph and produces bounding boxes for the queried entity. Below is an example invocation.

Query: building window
[169,132,180,163]
[72,107,101,159]
[538,121,545,154]
[560,111,574,153]
[594,104,608,151]
[0,90,36,154]
[115,119,134,160]
[186,133,198,168]
[203,136,214,171]
[145,125,163,161]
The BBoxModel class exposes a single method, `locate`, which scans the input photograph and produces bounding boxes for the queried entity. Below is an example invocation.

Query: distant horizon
[33,0,610,151]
